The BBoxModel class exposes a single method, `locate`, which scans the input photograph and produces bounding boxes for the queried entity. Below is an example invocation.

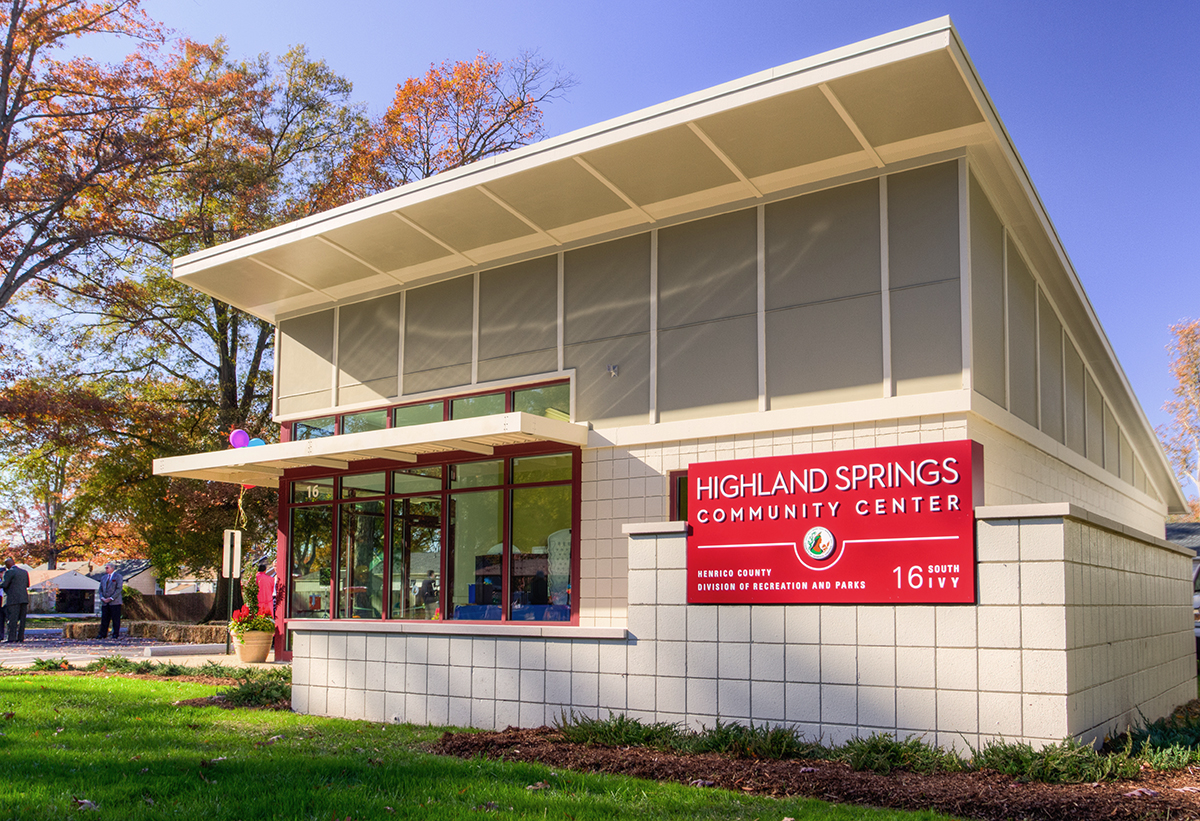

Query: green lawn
[0,674,956,821]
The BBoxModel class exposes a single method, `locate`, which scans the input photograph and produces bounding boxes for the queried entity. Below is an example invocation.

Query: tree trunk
[202,575,245,624]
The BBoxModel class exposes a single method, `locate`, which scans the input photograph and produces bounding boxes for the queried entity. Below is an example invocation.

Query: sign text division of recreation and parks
[687,441,982,604]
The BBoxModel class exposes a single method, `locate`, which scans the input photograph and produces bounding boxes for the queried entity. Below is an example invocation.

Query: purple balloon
[229,429,250,448]
[248,438,265,447]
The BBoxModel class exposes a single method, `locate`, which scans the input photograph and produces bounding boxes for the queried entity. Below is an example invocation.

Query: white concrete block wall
[290,510,1194,752]
[576,411,1165,629]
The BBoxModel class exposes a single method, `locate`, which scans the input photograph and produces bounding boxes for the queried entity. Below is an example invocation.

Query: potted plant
[229,605,275,663]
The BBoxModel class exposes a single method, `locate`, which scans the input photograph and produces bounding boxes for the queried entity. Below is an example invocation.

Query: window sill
[286,619,627,640]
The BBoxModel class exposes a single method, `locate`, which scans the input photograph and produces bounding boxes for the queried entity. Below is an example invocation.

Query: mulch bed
[429,726,1200,821]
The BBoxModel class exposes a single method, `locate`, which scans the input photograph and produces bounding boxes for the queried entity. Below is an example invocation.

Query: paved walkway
[0,628,285,670]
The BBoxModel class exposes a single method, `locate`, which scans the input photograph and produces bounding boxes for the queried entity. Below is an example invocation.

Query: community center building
[155,18,1193,750]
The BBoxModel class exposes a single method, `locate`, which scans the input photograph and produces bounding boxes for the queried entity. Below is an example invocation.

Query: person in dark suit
[97,563,124,640]
[1,558,29,643]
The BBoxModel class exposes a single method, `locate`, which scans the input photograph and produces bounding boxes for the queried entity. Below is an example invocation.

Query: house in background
[27,569,100,614]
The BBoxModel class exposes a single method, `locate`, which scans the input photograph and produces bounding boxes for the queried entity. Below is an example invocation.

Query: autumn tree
[0,0,247,318]
[0,377,143,567]
[5,42,574,614]
[1161,319,1200,520]
[16,44,368,615]
[324,51,574,204]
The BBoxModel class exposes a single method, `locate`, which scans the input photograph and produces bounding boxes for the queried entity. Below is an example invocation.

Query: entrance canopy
[152,412,589,487]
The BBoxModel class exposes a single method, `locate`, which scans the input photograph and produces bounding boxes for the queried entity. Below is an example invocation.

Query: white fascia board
[153,412,589,478]
[944,29,1182,508]
[172,19,955,279]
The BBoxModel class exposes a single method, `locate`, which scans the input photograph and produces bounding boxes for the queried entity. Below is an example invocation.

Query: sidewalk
[0,628,286,671]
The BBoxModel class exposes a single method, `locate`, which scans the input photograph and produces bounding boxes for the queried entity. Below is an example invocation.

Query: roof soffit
[174,20,978,322]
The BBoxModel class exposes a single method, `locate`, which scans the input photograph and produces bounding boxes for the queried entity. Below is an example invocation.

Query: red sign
[687,441,981,604]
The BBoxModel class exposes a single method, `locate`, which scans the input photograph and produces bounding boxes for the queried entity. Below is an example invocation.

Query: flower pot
[231,629,274,663]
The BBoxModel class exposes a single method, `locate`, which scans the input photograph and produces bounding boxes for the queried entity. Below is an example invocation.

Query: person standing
[1,558,29,643]
[255,564,274,616]
[98,563,124,640]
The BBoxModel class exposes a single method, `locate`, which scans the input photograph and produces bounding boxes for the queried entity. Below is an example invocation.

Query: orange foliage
[0,0,251,311]
[1161,319,1200,519]
[322,51,572,206]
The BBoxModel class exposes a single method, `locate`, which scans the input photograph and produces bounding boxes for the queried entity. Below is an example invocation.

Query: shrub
[972,737,1139,783]
[554,712,827,760]
[221,675,291,708]
[840,734,964,774]
[555,710,686,748]
[1121,703,1200,754]
[684,720,827,760]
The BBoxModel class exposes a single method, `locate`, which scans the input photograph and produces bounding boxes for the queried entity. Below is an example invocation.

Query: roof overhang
[152,412,589,487]
[173,17,991,324]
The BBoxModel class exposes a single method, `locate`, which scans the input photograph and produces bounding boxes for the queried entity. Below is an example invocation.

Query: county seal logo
[802,526,836,560]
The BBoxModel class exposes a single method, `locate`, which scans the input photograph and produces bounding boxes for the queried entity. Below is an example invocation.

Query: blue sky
[142,0,1198,436]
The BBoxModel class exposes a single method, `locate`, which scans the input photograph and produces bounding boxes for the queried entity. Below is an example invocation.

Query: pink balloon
[229,429,250,448]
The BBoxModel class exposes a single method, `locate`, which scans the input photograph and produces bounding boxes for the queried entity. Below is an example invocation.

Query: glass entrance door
[391,496,442,618]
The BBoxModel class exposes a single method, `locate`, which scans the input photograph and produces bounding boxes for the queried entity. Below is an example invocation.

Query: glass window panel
[341,472,386,498]
[451,392,505,420]
[393,401,444,428]
[510,485,572,622]
[337,501,385,619]
[294,417,335,440]
[392,466,443,495]
[512,453,572,484]
[342,409,388,434]
[291,477,335,504]
[391,496,442,619]
[514,383,570,421]
[289,505,333,619]
[450,460,503,489]
[672,472,688,521]
[447,490,503,620]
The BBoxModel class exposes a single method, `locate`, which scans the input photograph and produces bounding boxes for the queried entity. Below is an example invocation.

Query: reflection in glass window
[290,505,332,618]
[341,472,386,498]
[512,453,572,484]
[292,477,335,504]
[514,383,570,421]
[392,466,442,495]
[342,409,387,434]
[450,460,503,489]
[510,485,572,621]
[452,392,505,420]
[337,501,385,619]
[394,402,443,428]
[448,490,503,620]
[391,496,441,619]
[294,417,335,439]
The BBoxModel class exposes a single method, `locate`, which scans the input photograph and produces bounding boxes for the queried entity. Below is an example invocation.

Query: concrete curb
[142,643,228,657]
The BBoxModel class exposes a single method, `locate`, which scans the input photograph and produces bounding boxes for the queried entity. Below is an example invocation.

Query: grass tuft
[29,658,74,671]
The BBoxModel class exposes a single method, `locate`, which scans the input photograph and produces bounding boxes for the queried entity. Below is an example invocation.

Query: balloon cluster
[228,429,266,449]
[229,429,266,489]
